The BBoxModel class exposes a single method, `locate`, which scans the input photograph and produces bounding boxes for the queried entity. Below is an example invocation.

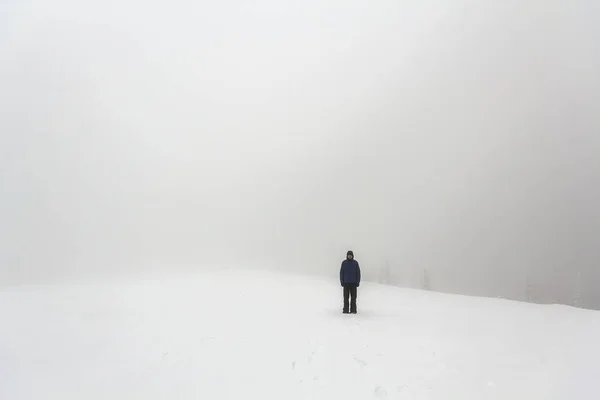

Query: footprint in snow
[353,357,367,367]
[374,386,388,398]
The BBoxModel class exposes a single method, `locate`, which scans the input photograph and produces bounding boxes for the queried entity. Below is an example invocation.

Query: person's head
[346,250,354,260]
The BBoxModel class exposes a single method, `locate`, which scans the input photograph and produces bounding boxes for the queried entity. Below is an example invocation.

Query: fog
[1,0,599,307]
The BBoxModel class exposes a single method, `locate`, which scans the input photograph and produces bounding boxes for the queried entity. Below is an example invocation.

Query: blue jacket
[340,259,361,286]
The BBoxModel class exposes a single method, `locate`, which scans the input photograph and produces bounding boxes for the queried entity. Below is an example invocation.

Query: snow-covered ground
[1,269,599,399]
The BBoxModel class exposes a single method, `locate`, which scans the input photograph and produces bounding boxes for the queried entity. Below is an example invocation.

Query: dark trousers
[343,284,358,313]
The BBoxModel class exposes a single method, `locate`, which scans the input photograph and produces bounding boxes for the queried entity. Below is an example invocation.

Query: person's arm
[357,262,361,286]
[340,262,345,286]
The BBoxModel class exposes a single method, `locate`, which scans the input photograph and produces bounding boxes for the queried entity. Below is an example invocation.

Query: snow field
[1,270,599,399]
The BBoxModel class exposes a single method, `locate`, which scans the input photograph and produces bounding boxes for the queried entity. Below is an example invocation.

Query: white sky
[1,0,599,304]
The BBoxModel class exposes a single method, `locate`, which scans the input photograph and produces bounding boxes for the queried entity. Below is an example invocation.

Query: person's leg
[350,285,358,313]
[343,285,350,313]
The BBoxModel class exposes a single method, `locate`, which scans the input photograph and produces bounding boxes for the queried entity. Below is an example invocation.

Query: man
[340,250,361,314]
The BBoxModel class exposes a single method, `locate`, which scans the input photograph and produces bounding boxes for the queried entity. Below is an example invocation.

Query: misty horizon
[1,0,599,308]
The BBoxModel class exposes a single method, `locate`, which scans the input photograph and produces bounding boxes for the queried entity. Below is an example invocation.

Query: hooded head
[346,250,354,260]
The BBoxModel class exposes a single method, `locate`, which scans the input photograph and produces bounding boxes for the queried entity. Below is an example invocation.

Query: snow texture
[2,270,599,399]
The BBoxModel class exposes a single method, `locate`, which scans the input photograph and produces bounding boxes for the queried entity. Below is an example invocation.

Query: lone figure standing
[340,250,361,314]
